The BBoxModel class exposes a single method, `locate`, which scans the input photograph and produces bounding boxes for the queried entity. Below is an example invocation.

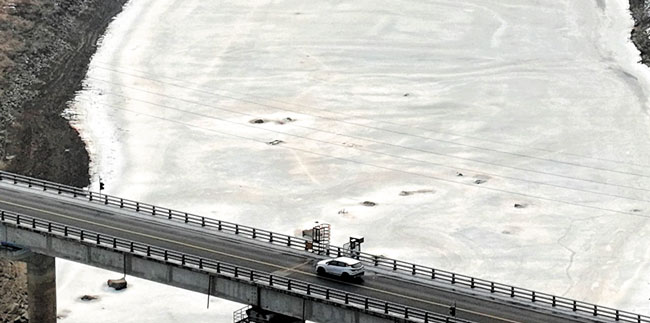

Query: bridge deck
[0,181,619,323]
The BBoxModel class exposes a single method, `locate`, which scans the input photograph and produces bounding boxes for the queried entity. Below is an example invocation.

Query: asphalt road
[0,182,608,323]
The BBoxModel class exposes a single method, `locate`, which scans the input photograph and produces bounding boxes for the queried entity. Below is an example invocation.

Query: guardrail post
[471,277,474,288]
[511,286,515,297]
[337,247,341,257]
[28,179,32,188]
[164,250,168,261]
[181,255,185,265]
[96,234,100,245]
[185,213,189,223]
[288,280,291,291]
[412,264,416,275]
[287,237,291,247]
[345,293,349,304]
[218,220,222,230]
[1,210,4,221]
[16,215,20,226]
[306,284,310,295]
[89,192,92,202]
[572,300,577,311]
[136,202,139,212]
[168,210,172,220]
[374,256,379,266]
[269,275,273,286]
[269,232,273,243]
[217,263,220,273]
[393,260,397,271]
[43,184,46,191]
[32,218,36,229]
[201,217,205,227]
[147,246,151,256]
[235,225,239,234]
[120,199,124,208]
[130,242,134,253]
[452,273,455,284]
[326,289,329,300]
[199,259,203,269]
[47,223,51,232]
[532,291,535,302]
[72,188,75,197]
[152,206,156,215]
[425,312,429,323]
[58,186,62,194]
[234,267,238,277]
[405,307,409,319]
[593,305,597,316]
[113,238,116,249]
[365,298,369,310]
[384,303,389,314]
[80,230,84,241]
[552,296,556,306]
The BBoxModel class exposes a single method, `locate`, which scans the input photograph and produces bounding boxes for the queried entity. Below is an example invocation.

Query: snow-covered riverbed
[63,0,650,321]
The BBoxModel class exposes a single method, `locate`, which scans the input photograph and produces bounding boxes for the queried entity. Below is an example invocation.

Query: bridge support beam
[245,306,304,323]
[26,253,57,323]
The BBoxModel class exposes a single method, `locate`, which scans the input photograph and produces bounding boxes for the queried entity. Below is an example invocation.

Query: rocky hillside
[631,0,650,65]
[0,0,127,321]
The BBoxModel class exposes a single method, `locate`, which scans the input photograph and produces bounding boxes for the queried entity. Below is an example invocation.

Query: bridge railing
[0,208,470,323]
[0,170,647,323]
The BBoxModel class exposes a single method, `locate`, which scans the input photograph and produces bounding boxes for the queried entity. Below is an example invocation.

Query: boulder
[107,278,127,290]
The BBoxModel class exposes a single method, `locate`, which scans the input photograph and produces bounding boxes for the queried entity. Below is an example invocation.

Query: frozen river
[61,0,650,321]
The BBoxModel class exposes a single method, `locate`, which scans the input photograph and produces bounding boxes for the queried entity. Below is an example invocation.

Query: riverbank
[630,0,650,66]
[0,0,127,321]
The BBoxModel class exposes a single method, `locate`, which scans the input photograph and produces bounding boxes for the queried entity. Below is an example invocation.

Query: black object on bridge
[449,302,457,317]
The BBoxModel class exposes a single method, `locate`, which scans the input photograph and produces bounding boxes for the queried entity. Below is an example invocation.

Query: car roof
[334,257,361,265]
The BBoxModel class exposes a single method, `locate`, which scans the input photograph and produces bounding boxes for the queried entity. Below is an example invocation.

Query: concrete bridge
[0,170,646,323]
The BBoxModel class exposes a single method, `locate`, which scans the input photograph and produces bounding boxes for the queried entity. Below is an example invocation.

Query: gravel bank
[0,0,127,321]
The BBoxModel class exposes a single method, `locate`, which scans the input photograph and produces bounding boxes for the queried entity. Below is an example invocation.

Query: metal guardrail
[0,170,647,323]
[0,208,470,323]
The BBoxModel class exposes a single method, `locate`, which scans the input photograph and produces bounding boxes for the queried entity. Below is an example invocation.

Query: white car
[315,257,365,279]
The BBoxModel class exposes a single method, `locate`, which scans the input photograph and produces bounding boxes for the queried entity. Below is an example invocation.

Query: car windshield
[352,262,363,269]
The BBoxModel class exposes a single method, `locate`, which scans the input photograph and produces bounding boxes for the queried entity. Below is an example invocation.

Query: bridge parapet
[0,208,472,323]
[1,170,648,323]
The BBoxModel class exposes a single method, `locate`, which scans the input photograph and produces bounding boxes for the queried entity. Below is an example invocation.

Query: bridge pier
[26,253,57,323]
[0,244,57,323]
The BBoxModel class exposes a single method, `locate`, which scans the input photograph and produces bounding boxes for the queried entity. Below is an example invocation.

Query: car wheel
[341,272,350,279]
[317,267,326,275]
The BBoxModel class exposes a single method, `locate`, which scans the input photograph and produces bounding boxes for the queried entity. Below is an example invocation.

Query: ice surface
[67,0,650,321]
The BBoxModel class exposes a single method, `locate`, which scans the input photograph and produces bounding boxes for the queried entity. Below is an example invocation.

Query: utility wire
[75,97,650,218]
[92,62,650,171]
[86,76,650,198]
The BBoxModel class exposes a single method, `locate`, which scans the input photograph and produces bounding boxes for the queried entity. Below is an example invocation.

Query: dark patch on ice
[502,230,511,235]
[594,0,605,10]
[361,201,376,207]
[456,172,463,177]
[403,93,410,97]
[80,295,99,301]
[613,68,647,111]
[267,140,284,145]
[338,209,348,214]
[632,208,642,213]
[474,179,486,185]
[514,203,527,209]
[250,117,296,125]
[399,189,434,196]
